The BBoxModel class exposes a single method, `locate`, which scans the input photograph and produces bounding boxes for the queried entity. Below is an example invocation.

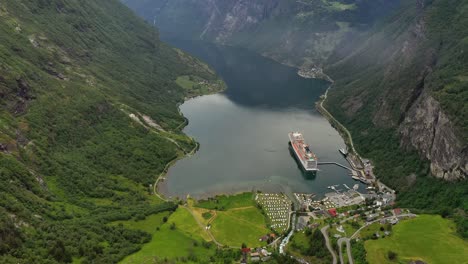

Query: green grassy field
[175,75,225,97]
[196,193,255,210]
[176,75,198,90]
[289,231,309,249]
[118,193,269,262]
[358,222,384,240]
[121,208,213,264]
[112,211,171,234]
[365,215,468,264]
[210,206,270,248]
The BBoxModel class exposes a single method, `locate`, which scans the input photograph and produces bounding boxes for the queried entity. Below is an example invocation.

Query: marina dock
[317,161,353,171]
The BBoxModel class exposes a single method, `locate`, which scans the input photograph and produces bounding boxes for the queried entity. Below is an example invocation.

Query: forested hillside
[0,0,223,263]
[325,0,467,236]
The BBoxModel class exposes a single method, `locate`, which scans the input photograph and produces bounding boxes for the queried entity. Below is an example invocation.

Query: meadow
[210,207,270,247]
[196,192,255,210]
[118,193,269,263]
[120,208,214,264]
[365,215,468,264]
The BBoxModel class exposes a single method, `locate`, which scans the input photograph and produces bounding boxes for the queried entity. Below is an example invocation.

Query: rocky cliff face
[400,91,467,180]
[325,0,467,181]
[395,10,467,181]
[196,0,282,42]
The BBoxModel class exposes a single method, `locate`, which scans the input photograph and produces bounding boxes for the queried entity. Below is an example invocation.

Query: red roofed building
[393,208,401,215]
[241,247,251,253]
[328,208,337,217]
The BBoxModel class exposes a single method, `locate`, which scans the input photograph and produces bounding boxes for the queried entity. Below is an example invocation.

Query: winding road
[321,226,338,264]
[338,238,353,264]
[350,213,416,239]
[318,87,358,156]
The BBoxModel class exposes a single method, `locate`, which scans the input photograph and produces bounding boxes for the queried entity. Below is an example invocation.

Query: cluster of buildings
[255,193,292,232]
[325,189,365,208]
[241,247,272,263]
[296,188,366,213]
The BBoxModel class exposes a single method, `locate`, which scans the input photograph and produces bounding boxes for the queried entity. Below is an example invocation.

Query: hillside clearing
[365,215,468,264]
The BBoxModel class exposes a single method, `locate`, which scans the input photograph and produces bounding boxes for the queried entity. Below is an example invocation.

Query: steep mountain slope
[122,0,400,70]
[0,0,223,263]
[325,0,467,237]
[326,0,468,238]
[325,0,467,182]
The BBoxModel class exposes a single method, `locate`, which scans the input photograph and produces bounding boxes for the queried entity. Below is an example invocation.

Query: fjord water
[159,39,363,199]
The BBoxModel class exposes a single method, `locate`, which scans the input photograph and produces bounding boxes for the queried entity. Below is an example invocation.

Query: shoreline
[153,83,225,201]
[152,140,199,202]
[316,84,396,195]
[154,66,363,202]
[315,84,359,156]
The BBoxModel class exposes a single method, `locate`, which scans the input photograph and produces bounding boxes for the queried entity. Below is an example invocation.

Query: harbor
[314,146,377,186]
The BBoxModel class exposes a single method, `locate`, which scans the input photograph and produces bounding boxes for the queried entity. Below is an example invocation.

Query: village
[239,148,410,263]
[239,185,412,263]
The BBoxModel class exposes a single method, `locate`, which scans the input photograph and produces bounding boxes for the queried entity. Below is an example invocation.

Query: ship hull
[288,133,319,172]
[288,143,318,178]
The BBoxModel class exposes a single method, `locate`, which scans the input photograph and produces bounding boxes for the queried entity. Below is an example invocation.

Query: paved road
[350,213,416,239]
[335,213,417,264]
[152,137,198,201]
[321,226,338,264]
[319,87,358,156]
[338,238,353,264]
[280,212,296,254]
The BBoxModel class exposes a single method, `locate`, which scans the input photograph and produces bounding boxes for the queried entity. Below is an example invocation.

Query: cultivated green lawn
[210,207,270,247]
[196,192,255,210]
[365,215,468,264]
[121,208,213,264]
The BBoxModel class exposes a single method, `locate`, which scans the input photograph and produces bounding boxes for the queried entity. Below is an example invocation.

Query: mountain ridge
[123,0,401,69]
[0,0,224,262]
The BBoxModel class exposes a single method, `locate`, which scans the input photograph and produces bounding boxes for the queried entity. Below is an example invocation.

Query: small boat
[339,148,348,156]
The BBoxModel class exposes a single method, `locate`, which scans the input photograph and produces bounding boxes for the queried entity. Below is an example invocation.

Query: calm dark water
[159,39,364,199]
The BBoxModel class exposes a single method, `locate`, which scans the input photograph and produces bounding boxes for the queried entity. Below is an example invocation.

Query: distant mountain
[0,0,222,262]
[122,0,401,68]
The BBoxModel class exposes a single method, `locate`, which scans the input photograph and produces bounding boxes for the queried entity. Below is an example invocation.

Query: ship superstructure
[288,132,318,171]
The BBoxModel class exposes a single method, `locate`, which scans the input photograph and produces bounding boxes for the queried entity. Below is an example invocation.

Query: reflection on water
[166,39,330,110]
[159,39,365,199]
